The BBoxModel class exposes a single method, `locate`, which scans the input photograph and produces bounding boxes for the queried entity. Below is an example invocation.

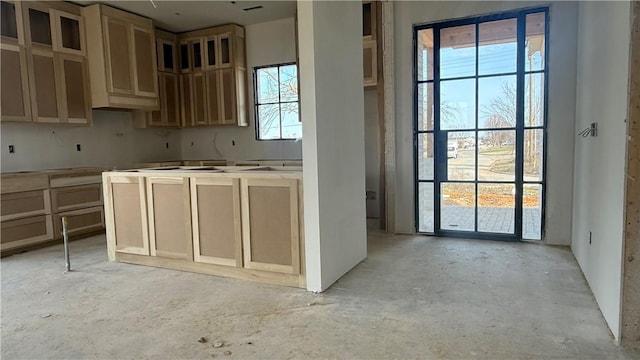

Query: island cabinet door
[103,175,149,260]
[190,177,242,267]
[241,178,300,275]
[146,177,193,260]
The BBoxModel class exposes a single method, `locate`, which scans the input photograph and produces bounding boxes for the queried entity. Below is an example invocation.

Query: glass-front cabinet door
[53,10,83,55]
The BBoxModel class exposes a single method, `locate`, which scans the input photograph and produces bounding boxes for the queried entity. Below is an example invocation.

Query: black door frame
[413,7,549,241]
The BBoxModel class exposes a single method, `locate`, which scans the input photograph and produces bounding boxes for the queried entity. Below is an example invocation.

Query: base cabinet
[104,171,304,287]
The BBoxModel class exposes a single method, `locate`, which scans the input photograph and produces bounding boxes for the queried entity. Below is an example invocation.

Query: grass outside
[442,183,540,208]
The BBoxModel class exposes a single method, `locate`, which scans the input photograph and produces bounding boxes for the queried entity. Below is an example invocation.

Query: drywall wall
[180,17,302,161]
[1,111,181,172]
[364,88,380,218]
[571,0,631,342]
[393,1,579,245]
[298,0,367,292]
[622,1,640,347]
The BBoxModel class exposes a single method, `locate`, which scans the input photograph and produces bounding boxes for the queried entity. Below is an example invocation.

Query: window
[254,63,300,140]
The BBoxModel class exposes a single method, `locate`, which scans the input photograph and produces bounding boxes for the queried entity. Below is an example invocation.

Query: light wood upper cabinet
[140,72,180,128]
[132,26,156,97]
[1,1,30,123]
[52,10,84,55]
[193,72,208,126]
[204,33,231,70]
[1,43,31,122]
[27,49,61,122]
[179,40,190,73]
[1,1,24,45]
[362,1,376,40]
[205,70,221,125]
[179,24,248,127]
[82,4,159,110]
[219,68,237,125]
[57,53,91,124]
[180,74,194,127]
[362,1,378,87]
[156,29,177,73]
[363,39,377,87]
[1,1,90,125]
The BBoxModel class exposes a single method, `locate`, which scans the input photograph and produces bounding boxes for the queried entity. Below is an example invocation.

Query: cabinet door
[363,39,377,87]
[147,74,164,126]
[1,1,25,45]
[191,177,242,266]
[0,44,31,122]
[28,49,61,123]
[180,74,194,127]
[205,35,217,69]
[104,175,149,259]
[104,16,133,94]
[241,178,300,274]
[52,10,84,55]
[218,33,232,68]
[193,72,207,126]
[23,4,53,48]
[362,1,376,40]
[163,73,181,127]
[147,177,192,260]
[206,70,221,125]
[219,68,236,125]
[58,53,91,124]
[191,39,204,72]
[179,41,190,73]
[157,38,176,73]
[132,25,157,97]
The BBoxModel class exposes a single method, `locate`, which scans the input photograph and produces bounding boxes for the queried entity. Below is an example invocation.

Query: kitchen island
[102,166,305,288]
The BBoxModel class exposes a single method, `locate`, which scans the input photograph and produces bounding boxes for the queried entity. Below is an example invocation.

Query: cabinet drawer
[1,189,51,221]
[1,173,49,193]
[49,174,101,188]
[53,206,105,239]
[1,215,53,251]
[51,184,102,212]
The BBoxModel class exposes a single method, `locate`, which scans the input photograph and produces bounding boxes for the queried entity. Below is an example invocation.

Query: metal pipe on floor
[62,217,70,272]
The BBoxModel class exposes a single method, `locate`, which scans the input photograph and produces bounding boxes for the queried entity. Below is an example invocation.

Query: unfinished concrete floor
[2,229,636,359]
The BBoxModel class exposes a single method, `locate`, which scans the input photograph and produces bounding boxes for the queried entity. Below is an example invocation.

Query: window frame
[253,62,300,141]
[413,7,549,240]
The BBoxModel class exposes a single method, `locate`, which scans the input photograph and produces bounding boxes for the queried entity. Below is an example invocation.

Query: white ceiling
[72,0,296,33]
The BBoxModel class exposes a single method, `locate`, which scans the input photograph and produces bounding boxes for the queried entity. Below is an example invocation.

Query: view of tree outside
[255,64,300,140]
